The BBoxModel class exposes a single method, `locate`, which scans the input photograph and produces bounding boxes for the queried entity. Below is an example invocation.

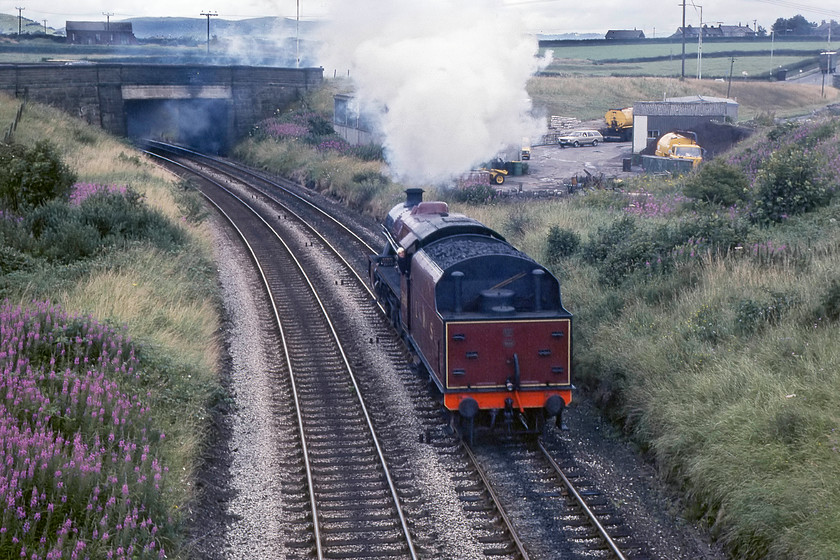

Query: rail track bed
[468,433,652,560]
[147,143,673,559]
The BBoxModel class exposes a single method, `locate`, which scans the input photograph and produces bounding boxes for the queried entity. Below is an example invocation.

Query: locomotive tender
[369,188,572,435]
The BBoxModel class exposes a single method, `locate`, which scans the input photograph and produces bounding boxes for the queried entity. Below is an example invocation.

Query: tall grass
[461,115,840,559]
[0,93,221,558]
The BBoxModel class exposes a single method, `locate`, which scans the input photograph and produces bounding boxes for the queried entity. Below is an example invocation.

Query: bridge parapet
[0,63,323,146]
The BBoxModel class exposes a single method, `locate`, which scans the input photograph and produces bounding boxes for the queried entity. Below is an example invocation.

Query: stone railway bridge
[0,63,323,153]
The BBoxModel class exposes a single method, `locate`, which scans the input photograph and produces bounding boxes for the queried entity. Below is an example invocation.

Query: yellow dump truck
[655,132,703,167]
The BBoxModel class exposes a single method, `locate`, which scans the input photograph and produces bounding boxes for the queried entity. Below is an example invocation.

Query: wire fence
[4,89,28,143]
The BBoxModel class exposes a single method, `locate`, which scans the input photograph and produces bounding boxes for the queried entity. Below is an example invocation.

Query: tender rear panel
[445,319,570,390]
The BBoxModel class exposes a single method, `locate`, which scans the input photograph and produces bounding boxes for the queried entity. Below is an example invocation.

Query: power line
[747,0,840,18]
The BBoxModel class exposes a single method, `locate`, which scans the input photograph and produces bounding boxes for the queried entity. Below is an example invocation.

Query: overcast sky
[4,0,839,35]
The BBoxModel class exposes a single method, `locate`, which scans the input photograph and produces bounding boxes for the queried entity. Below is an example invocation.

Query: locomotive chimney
[405,188,424,207]
[532,269,544,311]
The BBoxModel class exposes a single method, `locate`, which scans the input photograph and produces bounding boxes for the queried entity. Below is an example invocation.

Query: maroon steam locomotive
[369,189,572,436]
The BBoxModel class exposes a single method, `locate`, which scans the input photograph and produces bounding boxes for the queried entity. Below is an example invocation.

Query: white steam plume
[319,0,549,186]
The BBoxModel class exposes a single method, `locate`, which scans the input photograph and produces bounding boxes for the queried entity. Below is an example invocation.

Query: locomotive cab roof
[386,197,504,253]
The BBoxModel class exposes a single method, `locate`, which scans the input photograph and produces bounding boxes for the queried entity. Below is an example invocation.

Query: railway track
[146,143,653,559]
[149,150,416,558]
[468,435,651,559]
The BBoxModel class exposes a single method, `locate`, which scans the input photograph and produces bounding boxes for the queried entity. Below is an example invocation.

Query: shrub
[816,279,840,322]
[674,211,749,253]
[735,291,797,335]
[447,183,497,205]
[20,188,185,263]
[0,141,76,212]
[502,205,533,242]
[581,216,638,264]
[751,147,831,224]
[349,143,385,162]
[77,188,185,250]
[683,159,749,207]
[307,114,335,136]
[545,225,580,262]
[171,180,210,224]
[345,170,390,207]
[766,121,799,142]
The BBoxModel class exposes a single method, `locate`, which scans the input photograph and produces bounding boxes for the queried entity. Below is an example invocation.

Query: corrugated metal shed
[635,97,738,120]
[632,97,739,154]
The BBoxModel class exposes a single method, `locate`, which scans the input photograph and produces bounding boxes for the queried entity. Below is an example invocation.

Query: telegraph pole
[295,0,300,68]
[42,19,47,34]
[15,7,24,36]
[680,0,687,80]
[200,11,217,55]
[727,57,735,98]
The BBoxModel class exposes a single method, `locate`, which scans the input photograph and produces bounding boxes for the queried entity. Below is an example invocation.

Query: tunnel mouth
[125,98,231,155]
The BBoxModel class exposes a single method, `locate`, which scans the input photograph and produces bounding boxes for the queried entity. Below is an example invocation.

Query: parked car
[557,130,604,147]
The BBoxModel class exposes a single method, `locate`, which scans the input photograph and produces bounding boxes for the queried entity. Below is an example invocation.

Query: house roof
[66,21,134,33]
[665,95,739,105]
[605,29,645,40]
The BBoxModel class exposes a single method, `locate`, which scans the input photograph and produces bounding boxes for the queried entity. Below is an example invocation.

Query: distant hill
[0,14,316,40]
[0,13,58,35]
[125,16,319,41]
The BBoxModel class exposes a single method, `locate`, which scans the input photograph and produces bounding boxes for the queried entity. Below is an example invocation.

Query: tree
[771,15,816,36]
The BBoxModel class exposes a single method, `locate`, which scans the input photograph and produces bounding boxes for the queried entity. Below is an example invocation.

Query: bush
[674,211,749,253]
[0,141,76,212]
[735,291,797,335]
[345,170,390,207]
[19,188,185,263]
[502,205,533,242]
[77,188,185,250]
[816,279,840,322]
[545,225,580,262]
[581,216,669,286]
[751,147,831,224]
[349,143,385,162]
[447,183,497,205]
[581,216,638,263]
[683,159,749,207]
[307,114,335,136]
[171,180,210,224]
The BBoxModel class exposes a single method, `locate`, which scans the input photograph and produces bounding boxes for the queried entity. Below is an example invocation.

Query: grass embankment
[233,80,840,558]
[464,118,840,560]
[0,96,220,558]
[527,75,840,121]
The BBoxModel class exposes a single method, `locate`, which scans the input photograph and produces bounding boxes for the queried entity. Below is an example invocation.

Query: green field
[542,39,834,79]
